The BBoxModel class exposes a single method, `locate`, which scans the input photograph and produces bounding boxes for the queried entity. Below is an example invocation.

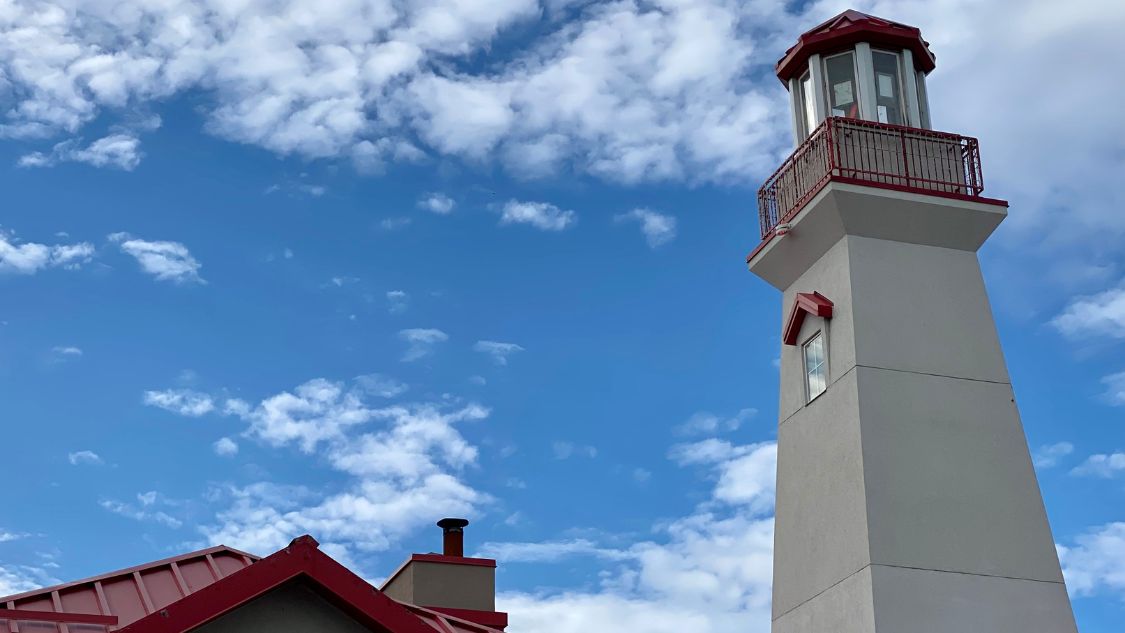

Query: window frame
[821,50,861,119]
[802,330,828,403]
[870,48,906,125]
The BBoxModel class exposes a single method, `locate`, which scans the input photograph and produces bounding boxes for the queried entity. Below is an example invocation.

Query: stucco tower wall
[764,190,1076,631]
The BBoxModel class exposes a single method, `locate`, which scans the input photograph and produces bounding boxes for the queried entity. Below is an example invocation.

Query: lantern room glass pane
[799,71,817,136]
[872,50,904,125]
[916,70,931,128]
[823,51,859,119]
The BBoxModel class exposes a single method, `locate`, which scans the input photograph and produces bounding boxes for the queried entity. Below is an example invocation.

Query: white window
[871,50,904,125]
[803,332,827,402]
[823,51,859,119]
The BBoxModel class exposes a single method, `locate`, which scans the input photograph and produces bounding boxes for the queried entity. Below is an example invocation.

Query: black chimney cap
[437,517,469,531]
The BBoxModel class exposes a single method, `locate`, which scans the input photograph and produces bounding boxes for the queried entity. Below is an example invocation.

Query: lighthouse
[747,11,1079,633]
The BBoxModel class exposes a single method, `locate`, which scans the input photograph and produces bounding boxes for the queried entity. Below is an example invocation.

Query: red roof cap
[776,10,935,84]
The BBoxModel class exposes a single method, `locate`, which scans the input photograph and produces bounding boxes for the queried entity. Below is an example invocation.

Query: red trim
[421,607,507,630]
[0,610,118,626]
[118,535,439,633]
[745,231,777,264]
[408,554,496,568]
[783,292,834,345]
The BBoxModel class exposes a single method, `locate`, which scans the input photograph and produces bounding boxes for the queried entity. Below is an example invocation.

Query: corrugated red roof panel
[0,545,259,633]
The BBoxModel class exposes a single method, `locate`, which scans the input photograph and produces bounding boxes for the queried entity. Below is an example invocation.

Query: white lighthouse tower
[748,11,1079,633]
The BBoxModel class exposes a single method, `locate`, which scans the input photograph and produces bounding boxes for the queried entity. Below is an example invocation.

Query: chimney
[438,517,469,556]
[381,518,507,630]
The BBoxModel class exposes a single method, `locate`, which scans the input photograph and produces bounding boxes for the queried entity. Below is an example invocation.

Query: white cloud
[1032,441,1074,468]
[474,340,525,365]
[19,133,143,170]
[499,200,576,231]
[0,565,56,596]
[552,441,597,460]
[228,378,370,453]
[198,377,492,557]
[417,192,456,214]
[0,530,28,543]
[1052,287,1125,339]
[214,437,239,457]
[477,539,629,563]
[398,328,448,362]
[379,217,412,231]
[386,290,409,313]
[616,209,677,248]
[0,232,95,274]
[501,436,778,633]
[67,450,103,466]
[0,0,779,184]
[1102,372,1125,406]
[144,388,215,417]
[1071,452,1125,478]
[49,345,84,364]
[354,373,409,398]
[100,498,182,529]
[1059,522,1125,599]
[670,440,777,513]
[111,234,204,284]
[676,408,756,436]
[264,182,326,198]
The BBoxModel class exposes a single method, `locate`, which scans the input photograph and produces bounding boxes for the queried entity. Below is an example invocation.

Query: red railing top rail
[755,117,990,241]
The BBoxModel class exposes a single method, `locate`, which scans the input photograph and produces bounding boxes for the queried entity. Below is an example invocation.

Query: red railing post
[900,128,911,189]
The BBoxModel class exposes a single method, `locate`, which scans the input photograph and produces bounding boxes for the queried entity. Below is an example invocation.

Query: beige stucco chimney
[381,518,507,630]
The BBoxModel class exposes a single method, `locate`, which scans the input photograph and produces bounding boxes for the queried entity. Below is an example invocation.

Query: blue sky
[1,0,1124,631]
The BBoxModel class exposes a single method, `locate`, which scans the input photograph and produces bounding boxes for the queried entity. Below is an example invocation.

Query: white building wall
[755,185,1076,632]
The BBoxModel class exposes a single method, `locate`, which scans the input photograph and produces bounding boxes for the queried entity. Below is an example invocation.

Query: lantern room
[777,10,936,144]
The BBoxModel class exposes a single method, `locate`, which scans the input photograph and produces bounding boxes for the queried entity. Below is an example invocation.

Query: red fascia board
[118,536,436,633]
[421,607,508,631]
[408,555,496,568]
[783,292,834,346]
[0,610,118,626]
[776,23,935,84]
[0,545,260,604]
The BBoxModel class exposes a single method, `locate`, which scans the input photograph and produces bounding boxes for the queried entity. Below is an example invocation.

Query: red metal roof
[0,545,259,633]
[783,292,834,346]
[776,9,936,84]
[0,536,504,633]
